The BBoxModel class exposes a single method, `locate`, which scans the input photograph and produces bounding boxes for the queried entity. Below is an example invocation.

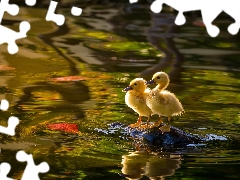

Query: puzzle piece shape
[129,0,138,3]
[131,0,240,37]
[150,0,220,37]
[0,0,31,54]
[46,0,65,26]
[0,116,19,136]
[0,162,14,180]
[0,99,9,111]
[0,99,19,136]
[25,0,37,6]
[0,22,30,54]
[151,0,240,37]
[71,6,82,16]
[221,1,240,35]
[0,0,19,23]
[16,150,50,180]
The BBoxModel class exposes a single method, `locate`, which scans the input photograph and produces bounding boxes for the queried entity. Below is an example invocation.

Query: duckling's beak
[122,86,133,92]
[146,79,155,85]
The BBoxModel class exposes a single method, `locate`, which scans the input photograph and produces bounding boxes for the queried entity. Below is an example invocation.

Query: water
[0,1,240,179]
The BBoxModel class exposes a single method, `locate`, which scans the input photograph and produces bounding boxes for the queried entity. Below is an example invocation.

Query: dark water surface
[0,1,240,179]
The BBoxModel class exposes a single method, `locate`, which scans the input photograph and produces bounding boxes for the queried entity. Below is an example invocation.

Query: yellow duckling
[146,72,184,133]
[123,78,152,128]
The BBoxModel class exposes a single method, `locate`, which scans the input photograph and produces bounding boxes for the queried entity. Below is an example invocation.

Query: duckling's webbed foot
[138,115,151,129]
[150,118,163,128]
[129,116,142,128]
[130,122,141,128]
[138,123,149,129]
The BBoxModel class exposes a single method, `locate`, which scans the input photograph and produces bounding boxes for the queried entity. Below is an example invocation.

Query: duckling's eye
[134,83,137,85]
[157,76,160,79]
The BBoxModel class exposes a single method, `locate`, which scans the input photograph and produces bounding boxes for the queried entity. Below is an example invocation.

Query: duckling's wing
[162,90,184,115]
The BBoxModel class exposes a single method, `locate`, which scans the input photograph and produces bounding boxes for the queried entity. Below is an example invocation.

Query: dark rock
[127,124,202,145]
[104,122,228,147]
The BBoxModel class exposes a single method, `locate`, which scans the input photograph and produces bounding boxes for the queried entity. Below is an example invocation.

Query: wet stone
[104,122,228,147]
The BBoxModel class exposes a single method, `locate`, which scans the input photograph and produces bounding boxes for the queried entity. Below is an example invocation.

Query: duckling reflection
[121,151,181,180]
[123,78,152,128]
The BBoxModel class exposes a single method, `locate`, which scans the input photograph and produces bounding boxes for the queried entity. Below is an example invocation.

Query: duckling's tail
[172,108,185,117]
[178,109,185,116]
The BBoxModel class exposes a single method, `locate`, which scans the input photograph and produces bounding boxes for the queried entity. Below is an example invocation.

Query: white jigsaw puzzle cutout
[0,99,9,111]
[130,0,240,37]
[0,0,31,54]
[0,116,19,136]
[0,162,14,180]
[46,0,82,26]
[0,151,50,180]
[71,6,82,16]
[25,0,37,7]
[0,99,19,136]
[16,151,50,180]
[0,0,83,54]
[46,0,65,26]
[0,99,50,180]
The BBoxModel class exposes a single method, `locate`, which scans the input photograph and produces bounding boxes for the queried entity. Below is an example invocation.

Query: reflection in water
[121,151,181,180]
[139,13,184,83]
[0,1,240,180]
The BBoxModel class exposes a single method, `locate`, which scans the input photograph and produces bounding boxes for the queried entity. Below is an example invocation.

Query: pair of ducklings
[123,72,184,133]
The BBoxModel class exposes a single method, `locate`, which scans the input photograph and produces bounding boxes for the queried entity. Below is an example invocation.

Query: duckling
[123,78,152,128]
[146,72,184,133]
